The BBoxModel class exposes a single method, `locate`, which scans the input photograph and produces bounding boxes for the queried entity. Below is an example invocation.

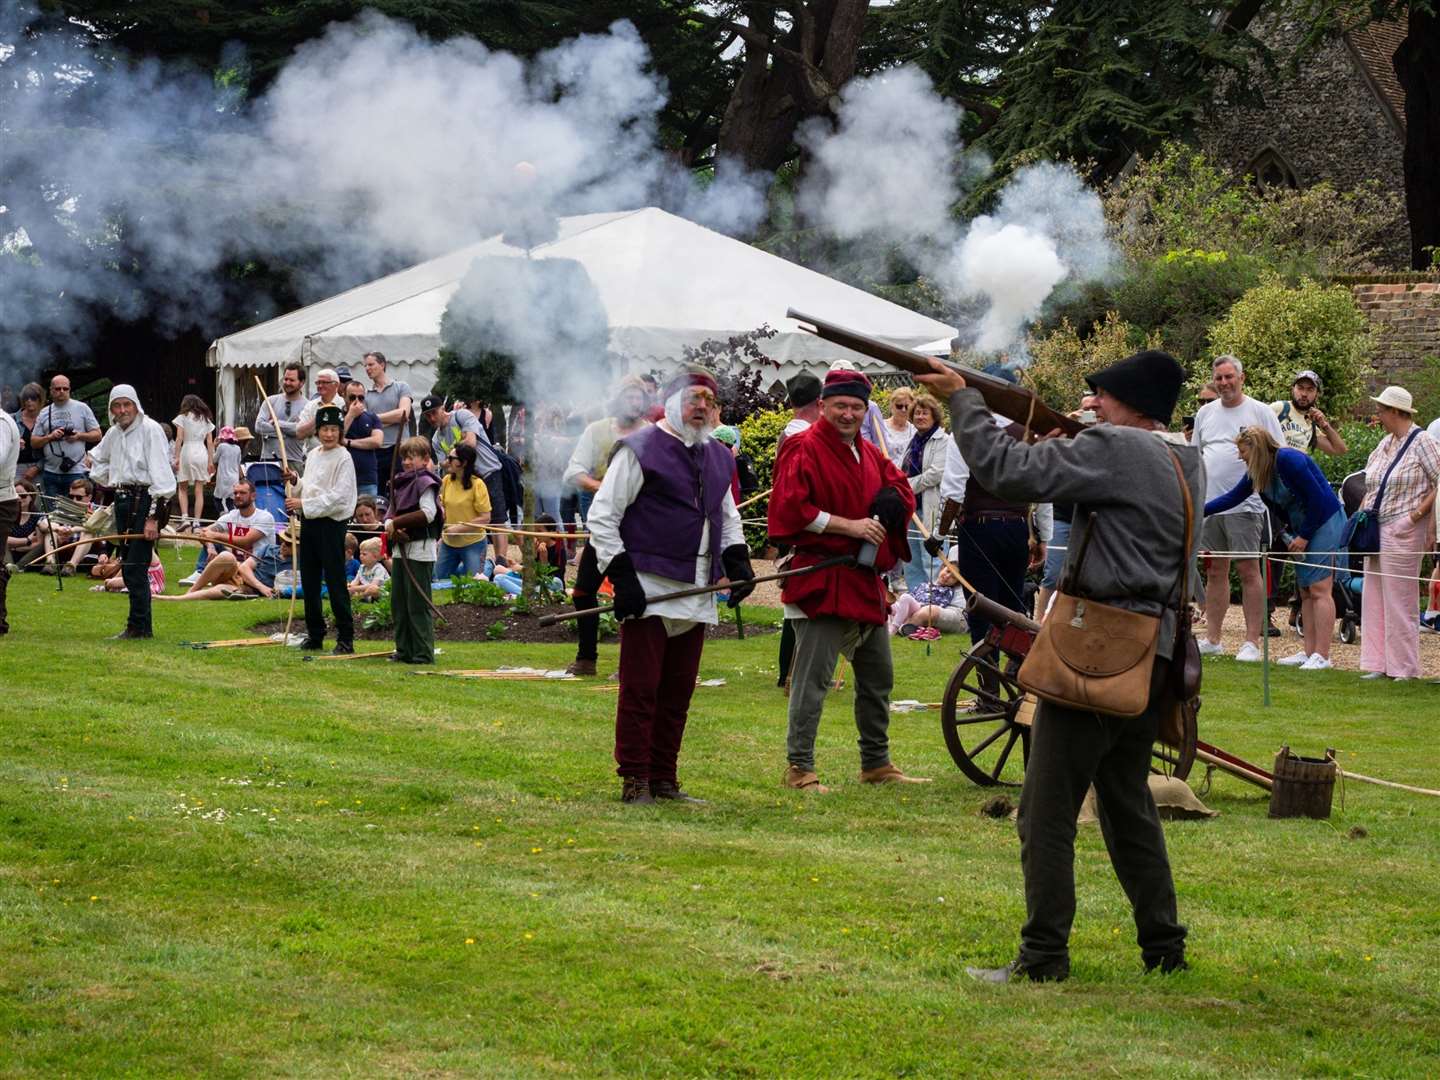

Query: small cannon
[939,593,1199,787]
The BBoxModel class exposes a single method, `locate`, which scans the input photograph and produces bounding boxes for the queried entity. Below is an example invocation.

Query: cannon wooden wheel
[940,646,1198,786]
[939,642,1031,787]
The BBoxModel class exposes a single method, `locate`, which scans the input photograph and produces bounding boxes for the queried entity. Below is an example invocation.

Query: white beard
[665,391,714,448]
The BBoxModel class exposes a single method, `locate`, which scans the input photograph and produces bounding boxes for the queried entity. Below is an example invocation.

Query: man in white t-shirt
[1190,354,1285,661]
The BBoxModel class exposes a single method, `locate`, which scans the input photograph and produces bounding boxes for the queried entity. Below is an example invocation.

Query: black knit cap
[1086,349,1186,425]
[785,372,822,408]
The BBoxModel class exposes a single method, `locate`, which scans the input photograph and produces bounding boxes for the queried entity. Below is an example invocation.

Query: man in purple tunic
[586,366,755,804]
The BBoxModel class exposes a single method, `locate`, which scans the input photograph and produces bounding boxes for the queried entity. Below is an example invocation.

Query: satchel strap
[1370,427,1421,514]
[1165,446,1195,610]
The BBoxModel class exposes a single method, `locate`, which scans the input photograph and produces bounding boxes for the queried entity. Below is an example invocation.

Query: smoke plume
[793,65,1115,361]
[0,6,766,381]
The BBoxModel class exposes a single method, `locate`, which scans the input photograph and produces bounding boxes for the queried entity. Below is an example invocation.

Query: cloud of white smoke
[793,65,1115,361]
[0,7,766,381]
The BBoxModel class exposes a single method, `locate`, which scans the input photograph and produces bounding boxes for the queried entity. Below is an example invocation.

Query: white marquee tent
[208,207,956,425]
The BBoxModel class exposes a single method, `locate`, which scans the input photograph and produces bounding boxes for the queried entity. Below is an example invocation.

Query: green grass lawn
[2,569,1438,1078]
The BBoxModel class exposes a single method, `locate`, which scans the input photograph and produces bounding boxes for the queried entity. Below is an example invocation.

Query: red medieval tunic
[768,416,915,625]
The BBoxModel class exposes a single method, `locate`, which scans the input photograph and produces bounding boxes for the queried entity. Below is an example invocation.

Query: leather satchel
[1019,445,1195,722]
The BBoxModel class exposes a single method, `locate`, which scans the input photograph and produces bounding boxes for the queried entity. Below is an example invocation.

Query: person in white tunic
[586,367,754,805]
[89,385,177,639]
[285,405,358,654]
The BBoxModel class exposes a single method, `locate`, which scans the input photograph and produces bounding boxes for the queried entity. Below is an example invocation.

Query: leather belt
[960,510,1025,524]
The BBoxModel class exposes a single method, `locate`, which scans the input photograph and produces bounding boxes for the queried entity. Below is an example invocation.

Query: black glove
[605,551,647,621]
[923,534,944,558]
[869,486,910,532]
[721,543,756,608]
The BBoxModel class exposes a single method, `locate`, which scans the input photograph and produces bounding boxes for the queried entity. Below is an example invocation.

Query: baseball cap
[1293,370,1322,389]
[420,394,445,413]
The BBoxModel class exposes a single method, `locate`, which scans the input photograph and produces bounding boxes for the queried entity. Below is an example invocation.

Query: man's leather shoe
[650,779,707,804]
[332,641,354,655]
[965,959,1069,984]
[621,777,655,804]
[858,763,932,784]
[566,658,597,677]
[300,638,325,651]
[783,764,829,792]
[109,627,153,640]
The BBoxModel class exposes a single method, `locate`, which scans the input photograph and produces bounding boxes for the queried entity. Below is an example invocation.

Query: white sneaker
[178,572,200,586]
[1197,639,1225,657]
[1234,641,1262,662]
[1300,655,1332,671]
[1277,650,1310,667]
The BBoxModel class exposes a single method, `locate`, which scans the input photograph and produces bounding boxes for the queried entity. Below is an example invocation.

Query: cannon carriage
[939,593,1199,787]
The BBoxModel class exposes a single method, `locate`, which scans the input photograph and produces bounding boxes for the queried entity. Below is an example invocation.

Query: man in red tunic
[769,369,930,792]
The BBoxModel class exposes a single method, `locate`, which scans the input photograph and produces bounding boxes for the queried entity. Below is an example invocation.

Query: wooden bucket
[1268,746,1337,820]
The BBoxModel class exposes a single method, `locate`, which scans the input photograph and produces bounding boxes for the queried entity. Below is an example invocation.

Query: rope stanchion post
[254,375,300,642]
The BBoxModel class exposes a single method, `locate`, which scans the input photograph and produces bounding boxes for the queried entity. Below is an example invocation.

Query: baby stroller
[1331,470,1367,645]
[244,461,291,527]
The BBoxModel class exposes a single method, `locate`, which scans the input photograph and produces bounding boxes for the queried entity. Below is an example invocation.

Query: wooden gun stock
[787,308,1083,438]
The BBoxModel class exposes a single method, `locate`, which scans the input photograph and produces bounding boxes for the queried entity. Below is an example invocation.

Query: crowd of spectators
[5,350,1438,679]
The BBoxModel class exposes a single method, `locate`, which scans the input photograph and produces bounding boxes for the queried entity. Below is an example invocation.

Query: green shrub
[1103,143,1401,275]
[450,576,511,607]
[738,406,794,550]
[362,580,393,631]
[1110,248,1266,367]
[1024,312,1162,413]
[1317,420,1384,486]
[1207,278,1374,417]
[486,619,507,641]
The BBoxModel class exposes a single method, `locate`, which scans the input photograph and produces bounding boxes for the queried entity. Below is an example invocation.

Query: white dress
[173,413,214,482]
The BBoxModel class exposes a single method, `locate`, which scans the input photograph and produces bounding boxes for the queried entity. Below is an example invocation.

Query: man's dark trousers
[113,489,155,635]
[0,497,18,632]
[299,516,353,646]
[1016,667,1187,975]
[571,543,602,663]
[614,616,705,783]
[957,516,1029,643]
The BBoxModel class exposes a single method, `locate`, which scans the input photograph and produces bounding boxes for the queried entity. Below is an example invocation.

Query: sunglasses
[347,394,365,402]
[446,455,460,463]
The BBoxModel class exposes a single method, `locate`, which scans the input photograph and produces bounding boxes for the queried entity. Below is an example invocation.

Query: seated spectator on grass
[36,476,98,575]
[159,523,288,601]
[491,533,568,597]
[91,552,165,596]
[182,477,276,584]
[7,483,42,568]
[888,559,967,640]
[349,537,390,601]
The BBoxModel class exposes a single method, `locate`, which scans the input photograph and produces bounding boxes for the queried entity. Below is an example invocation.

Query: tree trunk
[1395,5,1440,269]
[716,0,871,172]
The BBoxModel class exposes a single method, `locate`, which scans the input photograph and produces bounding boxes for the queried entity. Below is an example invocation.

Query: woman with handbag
[1357,386,1440,681]
[1205,427,1345,670]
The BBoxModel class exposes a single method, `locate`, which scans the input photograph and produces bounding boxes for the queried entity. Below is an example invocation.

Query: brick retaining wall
[1351,281,1440,385]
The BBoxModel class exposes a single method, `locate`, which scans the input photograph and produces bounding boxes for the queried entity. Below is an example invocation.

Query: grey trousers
[785,616,893,772]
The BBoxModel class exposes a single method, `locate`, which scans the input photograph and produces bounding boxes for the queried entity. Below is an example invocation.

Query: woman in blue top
[1205,426,1345,670]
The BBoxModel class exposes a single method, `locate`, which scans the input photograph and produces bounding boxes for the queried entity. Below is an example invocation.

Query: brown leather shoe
[566,658,598,677]
[858,763,932,784]
[783,764,830,793]
[620,777,654,804]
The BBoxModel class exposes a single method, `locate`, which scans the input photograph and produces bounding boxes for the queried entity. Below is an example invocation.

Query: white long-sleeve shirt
[0,411,19,502]
[298,445,357,522]
[90,415,177,502]
[587,425,745,630]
